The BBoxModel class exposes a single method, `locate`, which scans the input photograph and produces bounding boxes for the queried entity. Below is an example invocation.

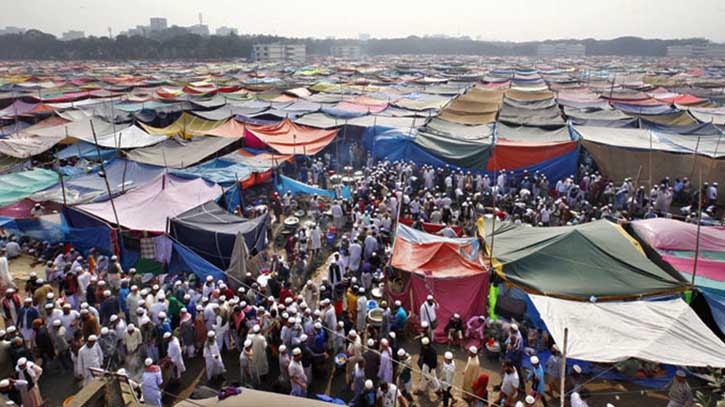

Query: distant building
[358,33,370,41]
[331,45,362,59]
[188,24,210,36]
[253,43,306,62]
[0,26,25,35]
[149,17,168,32]
[216,26,238,36]
[61,30,85,41]
[537,43,586,58]
[667,45,725,58]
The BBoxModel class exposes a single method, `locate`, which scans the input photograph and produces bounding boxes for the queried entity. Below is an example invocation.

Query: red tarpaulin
[487,140,577,171]
[244,119,338,155]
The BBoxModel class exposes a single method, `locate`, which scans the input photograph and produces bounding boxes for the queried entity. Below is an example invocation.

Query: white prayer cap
[453,313,460,318]
[127,324,135,330]
[23,297,32,303]
[0,379,9,388]
[16,358,27,367]
[426,295,434,300]
[6,327,16,334]
[110,315,118,322]
[299,334,308,342]
[101,327,109,335]
[381,338,389,346]
[52,319,61,326]
[469,346,478,354]
[530,356,539,365]
[348,330,357,336]
[206,276,214,282]
[525,395,536,404]
[145,358,153,367]
[421,337,430,345]
[207,331,215,338]
[163,332,171,339]
[394,300,401,307]
[244,339,252,348]
[511,323,519,331]
[397,348,407,357]
[88,335,97,341]
[421,321,429,328]
[444,351,453,360]
[158,312,166,319]
[314,322,322,330]
[292,347,302,355]
[253,325,260,333]
[44,303,53,309]
[279,345,287,353]
[47,292,54,299]
[367,338,374,347]
[364,380,373,389]
[338,321,344,327]
[573,364,582,374]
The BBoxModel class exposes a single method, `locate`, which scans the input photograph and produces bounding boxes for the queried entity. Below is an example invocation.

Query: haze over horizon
[2,0,724,42]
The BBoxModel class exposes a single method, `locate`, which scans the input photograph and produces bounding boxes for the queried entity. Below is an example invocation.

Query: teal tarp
[0,168,59,207]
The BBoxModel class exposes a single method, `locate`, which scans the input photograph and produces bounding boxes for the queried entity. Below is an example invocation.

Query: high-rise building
[537,43,586,58]
[61,30,85,41]
[331,45,362,59]
[252,43,306,62]
[149,17,168,32]
[216,26,238,36]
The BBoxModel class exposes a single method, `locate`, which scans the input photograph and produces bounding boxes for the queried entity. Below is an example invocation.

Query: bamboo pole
[560,327,569,407]
[90,120,122,229]
[691,169,703,287]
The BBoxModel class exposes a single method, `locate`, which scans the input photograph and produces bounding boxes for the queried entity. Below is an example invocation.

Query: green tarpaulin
[483,219,687,300]
[0,168,59,207]
[414,129,493,169]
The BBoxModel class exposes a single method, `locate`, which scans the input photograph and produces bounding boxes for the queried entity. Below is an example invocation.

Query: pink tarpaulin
[631,218,725,252]
[75,174,221,233]
[662,256,724,283]
[389,272,488,343]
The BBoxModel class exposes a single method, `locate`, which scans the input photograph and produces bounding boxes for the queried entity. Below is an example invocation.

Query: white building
[667,45,725,58]
[149,17,168,32]
[253,43,306,62]
[537,43,586,58]
[0,26,25,35]
[188,24,210,36]
[358,33,370,41]
[216,26,238,36]
[61,30,85,41]
[331,45,362,59]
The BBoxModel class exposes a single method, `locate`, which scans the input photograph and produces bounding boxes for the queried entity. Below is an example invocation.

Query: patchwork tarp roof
[169,201,268,268]
[244,119,338,155]
[26,118,166,149]
[483,219,688,299]
[531,295,725,367]
[74,174,222,232]
[139,112,226,139]
[0,168,59,207]
[126,135,239,169]
[31,159,164,205]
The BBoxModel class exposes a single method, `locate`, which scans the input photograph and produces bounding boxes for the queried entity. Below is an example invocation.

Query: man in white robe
[78,335,104,385]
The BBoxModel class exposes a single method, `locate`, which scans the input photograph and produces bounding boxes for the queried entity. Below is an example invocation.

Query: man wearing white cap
[239,339,258,387]
[416,336,440,394]
[249,324,269,378]
[124,323,143,371]
[420,295,439,330]
[203,331,226,381]
[356,287,368,332]
[141,358,163,407]
[527,355,545,404]
[545,345,563,398]
[288,347,307,397]
[441,351,456,407]
[514,395,537,407]
[165,332,185,381]
[378,338,393,383]
[462,346,480,402]
[15,357,43,407]
[278,345,291,389]
[126,285,141,325]
[301,280,319,312]
[78,334,103,384]
[665,370,694,407]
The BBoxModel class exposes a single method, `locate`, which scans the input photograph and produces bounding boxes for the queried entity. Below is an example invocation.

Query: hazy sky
[3,0,724,42]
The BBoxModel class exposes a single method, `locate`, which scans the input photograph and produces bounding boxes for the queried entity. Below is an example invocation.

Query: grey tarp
[495,123,572,142]
[295,113,419,129]
[126,136,239,169]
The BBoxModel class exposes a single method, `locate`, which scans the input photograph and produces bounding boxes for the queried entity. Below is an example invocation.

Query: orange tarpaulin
[244,119,338,155]
[486,140,578,171]
[391,234,484,278]
[206,119,247,138]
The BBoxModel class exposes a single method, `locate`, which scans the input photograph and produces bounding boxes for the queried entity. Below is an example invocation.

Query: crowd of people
[0,151,713,407]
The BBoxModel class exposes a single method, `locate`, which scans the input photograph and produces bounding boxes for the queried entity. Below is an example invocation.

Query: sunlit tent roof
[531,295,725,367]
[31,159,164,205]
[0,168,59,207]
[126,136,239,169]
[244,119,338,155]
[26,118,166,149]
[169,201,268,269]
[483,219,688,300]
[74,174,222,232]
[139,112,226,139]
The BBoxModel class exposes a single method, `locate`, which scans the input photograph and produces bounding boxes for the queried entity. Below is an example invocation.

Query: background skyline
[2,0,724,42]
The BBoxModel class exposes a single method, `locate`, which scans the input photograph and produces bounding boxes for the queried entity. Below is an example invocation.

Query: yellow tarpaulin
[139,113,226,139]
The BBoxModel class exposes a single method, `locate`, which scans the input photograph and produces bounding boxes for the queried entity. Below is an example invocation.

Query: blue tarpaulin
[1,217,113,254]
[702,288,725,335]
[172,158,253,186]
[56,141,117,161]
[169,241,225,282]
[276,174,351,200]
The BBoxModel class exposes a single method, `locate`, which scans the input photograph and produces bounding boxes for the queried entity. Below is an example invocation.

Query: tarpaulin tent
[73,174,222,233]
[1,216,113,254]
[486,140,577,172]
[169,201,268,269]
[575,126,725,203]
[139,112,226,139]
[413,127,493,169]
[169,241,225,282]
[176,387,337,407]
[0,168,59,207]
[495,123,573,143]
[530,295,725,367]
[483,219,688,300]
[389,224,489,342]
[26,118,166,149]
[55,141,117,161]
[244,119,338,155]
[630,218,725,293]
[31,159,163,205]
[126,136,239,169]
[275,174,351,200]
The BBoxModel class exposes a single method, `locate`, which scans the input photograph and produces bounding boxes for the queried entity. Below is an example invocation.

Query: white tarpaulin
[530,295,725,367]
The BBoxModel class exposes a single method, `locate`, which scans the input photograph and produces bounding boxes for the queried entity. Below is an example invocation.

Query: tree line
[0,29,711,60]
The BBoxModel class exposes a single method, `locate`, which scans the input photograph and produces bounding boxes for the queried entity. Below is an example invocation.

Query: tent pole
[691,169,703,288]
[235,172,244,214]
[628,165,643,216]
[90,120,122,230]
[560,327,568,407]
[57,158,67,207]
[648,130,653,189]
